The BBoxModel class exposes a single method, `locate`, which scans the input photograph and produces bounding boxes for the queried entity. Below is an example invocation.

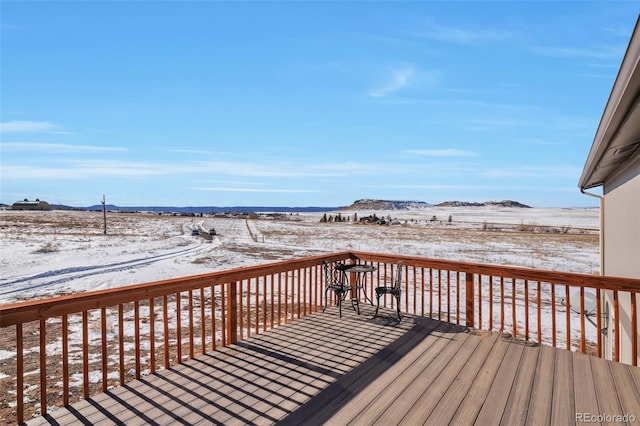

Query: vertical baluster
[580,287,586,353]
[438,269,442,320]
[291,271,296,323]
[410,266,415,315]
[456,271,461,325]
[277,273,282,327]
[62,315,69,406]
[301,269,307,318]
[297,268,301,319]
[240,279,245,339]
[82,311,89,398]
[631,292,637,366]
[200,288,205,355]
[163,296,169,368]
[134,301,140,379]
[524,280,529,340]
[40,318,47,416]
[119,304,125,385]
[188,290,194,359]
[512,279,517,339]
[263,275,268,331]
[270,273,275,328]
[150,299,156,372]
[500,276,505,331]
[565,285,571,351]
[489,275,494,330]
[537,282,542,343]
[375,262,381,306]
[446,270,451,323]
[478,275,482,330]
[17,324,24,424]
[221,285,227,346]
[284,271,289,324]
[429,268,433,318]
[551,284,557,347]
[613,290,619,362]
[176,293,182,363]
[101,307,108,391]
[596,288,602,358]
[254,278,260,335]
[421,268,426,318]
[211,285,216,351]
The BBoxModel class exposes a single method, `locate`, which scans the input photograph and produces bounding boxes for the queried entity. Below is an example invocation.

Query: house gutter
[580,188,604,275]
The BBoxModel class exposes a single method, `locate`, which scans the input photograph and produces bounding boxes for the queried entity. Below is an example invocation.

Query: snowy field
[0,207,599,305]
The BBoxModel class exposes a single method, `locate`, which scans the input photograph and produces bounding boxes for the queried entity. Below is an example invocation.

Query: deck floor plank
[423,331,501,424]
[526,343,556,425]
[498,340,540,426]
[473,337,525,425]
[572,352,600,425]
[447,332,512,425]
[25,306,640,426]
[590,354,624,419]
[551,344,576,425]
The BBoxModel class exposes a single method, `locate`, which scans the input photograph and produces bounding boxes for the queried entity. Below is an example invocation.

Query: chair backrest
[393,261,403,291]
[323,261,341,286]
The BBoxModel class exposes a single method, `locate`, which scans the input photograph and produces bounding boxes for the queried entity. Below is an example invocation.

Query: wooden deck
[29,305,640,426]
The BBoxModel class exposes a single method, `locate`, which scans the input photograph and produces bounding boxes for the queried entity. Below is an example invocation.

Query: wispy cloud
[368,66,415,98]
[1,142,127,153]
[1,158,386,181]
[517,138,570,146]
[479,166,581,178]
[0,120,70,134]
[467,118,538,132]
[413,19,517,44]
[532,44,624,59]
[405,148,477,157]
[191,187,318,193]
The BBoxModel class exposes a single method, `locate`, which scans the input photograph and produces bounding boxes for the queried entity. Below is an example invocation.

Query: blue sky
[1,1,638,208]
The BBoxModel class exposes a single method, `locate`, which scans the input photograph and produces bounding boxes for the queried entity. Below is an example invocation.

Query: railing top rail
[350,251,640,292]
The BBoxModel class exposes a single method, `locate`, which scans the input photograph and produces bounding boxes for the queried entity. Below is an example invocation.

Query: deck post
[227,281,238,344]
[466,273,474,328]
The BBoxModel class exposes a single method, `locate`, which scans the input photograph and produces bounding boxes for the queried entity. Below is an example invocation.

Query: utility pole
[102,194,107,235]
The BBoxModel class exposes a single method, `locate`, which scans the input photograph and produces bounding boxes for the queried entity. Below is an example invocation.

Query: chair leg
[374,293,381,318]
[323,287,330,313]
[395,294,401,321]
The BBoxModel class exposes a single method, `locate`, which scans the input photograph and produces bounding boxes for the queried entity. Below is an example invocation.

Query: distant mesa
[437,200,531,208]
[342,199,530,210]
[341,199,432,211]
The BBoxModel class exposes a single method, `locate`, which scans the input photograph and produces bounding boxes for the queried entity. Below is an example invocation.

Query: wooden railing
[350,251,639,366]
[1,251,639,423]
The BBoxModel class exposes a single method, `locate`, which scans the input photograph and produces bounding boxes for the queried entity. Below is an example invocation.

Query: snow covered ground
[0,207,599,305]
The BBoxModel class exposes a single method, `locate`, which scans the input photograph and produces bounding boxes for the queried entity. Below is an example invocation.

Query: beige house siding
[602,155,640,365]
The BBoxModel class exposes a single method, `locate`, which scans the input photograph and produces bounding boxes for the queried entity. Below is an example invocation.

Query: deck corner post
[466,273,475,328]
[227,281,238,344]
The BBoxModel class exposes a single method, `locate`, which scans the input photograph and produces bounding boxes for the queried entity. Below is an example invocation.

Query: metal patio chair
[374,261,403,322]
[322,260,350,318]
